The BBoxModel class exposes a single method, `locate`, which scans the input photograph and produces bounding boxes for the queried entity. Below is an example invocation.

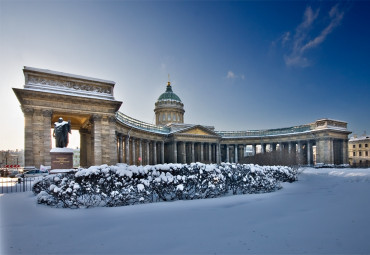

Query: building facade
[348,135,370,166]
[13,67,351,168]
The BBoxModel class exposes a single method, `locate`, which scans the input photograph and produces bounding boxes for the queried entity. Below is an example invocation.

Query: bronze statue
[53,117,71,148]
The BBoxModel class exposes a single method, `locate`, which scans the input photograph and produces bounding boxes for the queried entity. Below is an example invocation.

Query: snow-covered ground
[1,167,370,255]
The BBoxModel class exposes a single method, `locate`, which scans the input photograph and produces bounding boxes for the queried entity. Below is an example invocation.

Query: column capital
[21,106,34,115]
[91,114,103,122]
[108,115,116,123]
[42,109,53,117]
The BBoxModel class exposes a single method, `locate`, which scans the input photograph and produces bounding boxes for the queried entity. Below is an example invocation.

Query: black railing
[0,177,40,193]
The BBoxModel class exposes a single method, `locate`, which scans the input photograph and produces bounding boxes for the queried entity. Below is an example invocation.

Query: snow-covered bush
[33,163,297,208]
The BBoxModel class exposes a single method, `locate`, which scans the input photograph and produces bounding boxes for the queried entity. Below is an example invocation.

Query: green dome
[157,84,182,102]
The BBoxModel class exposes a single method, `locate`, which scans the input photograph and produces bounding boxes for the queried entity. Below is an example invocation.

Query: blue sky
[1,0,369,150]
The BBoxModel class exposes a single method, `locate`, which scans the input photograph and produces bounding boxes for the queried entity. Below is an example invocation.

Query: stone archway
[13,67,122,168]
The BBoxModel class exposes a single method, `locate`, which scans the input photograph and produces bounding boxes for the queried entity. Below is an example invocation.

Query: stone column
[342,139,349,164]
[132,138,136,165]
[22,107,34,167]
[271,143,276,151]
[146,140,150,165]
[108,116,118,165]
[153,141,157,165]
[139,139,143,165]
[261,143,265,154]
[117,133,123,163]
[200,143,204,162]
[92,114,103,166]
[191,142,195,163]
[307,141,312,166]
[182,142,186,164]
[297,141,302,165]
[42,110,52,166]
[173,141,177,163]
[208,143,212,163]
[216,143,221,164]
[288,142,292,154]
[86,130,93,167]
[79,128,88,167]
[316,138,334,165]
[235,144,238,163]
[252,144,257,155]
[226,145,230,162]
[161,141,165,164]
[31,109,43,168]
[125,135,130,164]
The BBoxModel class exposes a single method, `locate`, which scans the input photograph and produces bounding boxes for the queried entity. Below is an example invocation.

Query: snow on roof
[24,66,115,85]
[349,136,370,141]
[21,87,117,101]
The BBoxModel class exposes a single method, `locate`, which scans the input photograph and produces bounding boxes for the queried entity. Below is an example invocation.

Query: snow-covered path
[1,168,370,254]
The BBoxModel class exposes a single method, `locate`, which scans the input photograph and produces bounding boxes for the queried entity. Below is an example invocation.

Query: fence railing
[116,111,170,134]
[0,177,39,193]
[216,124,312,138]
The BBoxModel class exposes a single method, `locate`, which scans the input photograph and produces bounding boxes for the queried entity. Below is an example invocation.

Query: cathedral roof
[157,82,182,102]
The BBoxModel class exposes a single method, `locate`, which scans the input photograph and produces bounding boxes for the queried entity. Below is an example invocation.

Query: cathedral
[13,67,351,168]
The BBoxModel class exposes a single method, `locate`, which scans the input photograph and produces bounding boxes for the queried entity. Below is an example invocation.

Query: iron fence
[0,177,40,193]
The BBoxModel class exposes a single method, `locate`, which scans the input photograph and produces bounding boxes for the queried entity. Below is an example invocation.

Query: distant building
[348,134,370,167]
[0,149,24,168]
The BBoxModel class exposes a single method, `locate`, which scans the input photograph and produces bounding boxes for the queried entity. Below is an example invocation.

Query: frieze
[27,75,112,95]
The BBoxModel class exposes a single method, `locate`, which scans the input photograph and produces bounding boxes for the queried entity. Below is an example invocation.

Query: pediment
[177,125,219,137]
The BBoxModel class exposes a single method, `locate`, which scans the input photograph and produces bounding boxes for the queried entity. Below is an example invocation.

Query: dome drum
[154,81,185,126]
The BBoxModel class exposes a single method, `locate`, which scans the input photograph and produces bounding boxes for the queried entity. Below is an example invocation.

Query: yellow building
[348,135,370,167]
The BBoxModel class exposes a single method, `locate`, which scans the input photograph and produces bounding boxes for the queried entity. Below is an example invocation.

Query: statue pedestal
[50,148,74,169]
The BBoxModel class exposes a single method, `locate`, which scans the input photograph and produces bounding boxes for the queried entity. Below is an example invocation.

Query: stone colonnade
[221,138,349,165]
[169,141,221,164]
[116,134,165,165]
[116,134,221,165]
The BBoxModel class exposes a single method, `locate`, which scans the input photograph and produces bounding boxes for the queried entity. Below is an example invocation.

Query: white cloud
[279,5,345,68]
[227,70,236,79]
[226,71,246,81]
[300,5,344,53]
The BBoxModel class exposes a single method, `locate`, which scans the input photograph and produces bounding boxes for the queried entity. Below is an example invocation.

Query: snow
[24,66,116,85]
[49,169,75,174]
[1,167,370,254]
[50,147,74,153]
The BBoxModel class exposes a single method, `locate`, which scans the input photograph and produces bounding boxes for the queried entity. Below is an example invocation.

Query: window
[359,152,362,156]
[366,144,368,148]
[359,144,362,148]
[366,151,369,157]
[353,152,356,156]
[353,145,356,148]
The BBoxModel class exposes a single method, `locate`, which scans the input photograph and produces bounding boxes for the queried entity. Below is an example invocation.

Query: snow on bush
[33,163,297,208]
